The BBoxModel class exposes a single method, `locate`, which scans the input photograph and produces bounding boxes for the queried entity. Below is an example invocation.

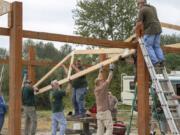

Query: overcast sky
[0,0,180,50]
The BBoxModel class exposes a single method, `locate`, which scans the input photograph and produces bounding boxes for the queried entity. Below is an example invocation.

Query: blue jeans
[72,87,87,115]
[52,112,67,135]
[0,114,5,131]
[143,34,164,65]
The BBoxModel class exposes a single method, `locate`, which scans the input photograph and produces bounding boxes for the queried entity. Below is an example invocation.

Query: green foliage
[73,0,137,40]
[161,34,180,45]
[22,39,73,109]
[73,0,137,103]
[161,34,180,71]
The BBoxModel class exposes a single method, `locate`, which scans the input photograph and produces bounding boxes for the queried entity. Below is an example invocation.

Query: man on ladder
[136,0,180,134]
[136,0,165,67]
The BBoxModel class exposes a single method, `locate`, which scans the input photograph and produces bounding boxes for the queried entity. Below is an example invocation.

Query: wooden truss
[34,48,135,94]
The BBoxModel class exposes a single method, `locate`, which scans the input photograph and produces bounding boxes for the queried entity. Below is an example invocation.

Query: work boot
[159,60,165,67]
[154,62,162,74]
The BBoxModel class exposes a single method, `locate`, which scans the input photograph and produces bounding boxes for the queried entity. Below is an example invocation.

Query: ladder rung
[167,104,178,108]
[167,117,180,120]
[163,91,173,94]
[159,79,169,82]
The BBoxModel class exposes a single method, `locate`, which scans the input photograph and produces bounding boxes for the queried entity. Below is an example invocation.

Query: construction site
[0,0,180,135]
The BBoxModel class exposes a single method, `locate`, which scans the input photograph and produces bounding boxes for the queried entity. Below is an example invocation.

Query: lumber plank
[33,52,72,87]
[165,43,180,48]
[67,53,74,79]
[0,27,9,36]
[163,46,180,53]
[35,54,121,94]
[0,58,58,66]
[22,30,136,49]
[161,22,180,31]
[74,48,124,55]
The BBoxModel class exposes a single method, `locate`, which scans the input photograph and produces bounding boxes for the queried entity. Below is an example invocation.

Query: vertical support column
[28,46,36,84]
[99,54,108,79]
[137,45,150,135]
[8,2,23,135]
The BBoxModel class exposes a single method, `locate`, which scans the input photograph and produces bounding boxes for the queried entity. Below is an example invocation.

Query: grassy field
[1,104,163,134]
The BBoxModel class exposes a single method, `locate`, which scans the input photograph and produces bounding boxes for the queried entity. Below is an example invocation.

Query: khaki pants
[96,110,113,135]
[23,106,37,135]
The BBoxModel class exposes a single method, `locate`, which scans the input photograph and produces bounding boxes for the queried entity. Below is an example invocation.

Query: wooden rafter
[0,26,180,53]
[34,53,72,87]
[74,48,124,55]
[0,58,58,66]
[67,53,74,79]
[0,27,136,49]
[161,22,180,31]
[35,54,121,94]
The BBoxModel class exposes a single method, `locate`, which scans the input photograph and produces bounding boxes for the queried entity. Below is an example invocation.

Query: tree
[161,34,180,45]
[161,34,180,71]
[73,0,137,40]
[73,0,137,101]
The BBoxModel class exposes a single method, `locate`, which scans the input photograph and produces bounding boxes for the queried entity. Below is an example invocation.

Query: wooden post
[137,45,150,135]
[8,2,22,135]
[28,46,36,84]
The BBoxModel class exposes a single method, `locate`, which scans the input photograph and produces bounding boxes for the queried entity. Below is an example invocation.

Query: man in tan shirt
[94,64,114,135]
[108,92,118,122]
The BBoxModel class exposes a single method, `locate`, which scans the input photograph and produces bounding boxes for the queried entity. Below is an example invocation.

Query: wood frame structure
[0,1,180,135]
[34,48,135,94]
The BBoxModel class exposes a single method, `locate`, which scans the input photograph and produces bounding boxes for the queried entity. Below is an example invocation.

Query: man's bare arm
[106,71,113,84]
[97,65,104,80]
[71,64,81,73]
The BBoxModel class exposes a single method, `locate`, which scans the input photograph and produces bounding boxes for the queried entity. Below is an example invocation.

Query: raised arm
[106,64,114,84]
[97,65,104,80]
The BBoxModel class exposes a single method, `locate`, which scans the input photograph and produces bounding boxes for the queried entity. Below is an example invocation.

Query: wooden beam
[165,43,180,48]
[1,27,180,53]
[28,46,36,84]
[137,45,150,135]
[161,22,180,31]
[35,54,121,94]
[0,27,136,49]
[22,30,136,49]
[0,58,58,66]
[33,52,72,88]
[67,53,74,79]
[0,0,11,16]
[8,2,22,135]
[0,27,9,36]
[74,48,124,55]
[163,46,180,53]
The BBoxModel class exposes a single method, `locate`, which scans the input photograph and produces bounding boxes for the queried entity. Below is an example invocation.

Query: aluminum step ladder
[138,38,180,135]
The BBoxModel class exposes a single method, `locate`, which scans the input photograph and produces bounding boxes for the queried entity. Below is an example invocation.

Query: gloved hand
[109,63,115,71]
[33,86,39,93]
[99,64,103,72]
